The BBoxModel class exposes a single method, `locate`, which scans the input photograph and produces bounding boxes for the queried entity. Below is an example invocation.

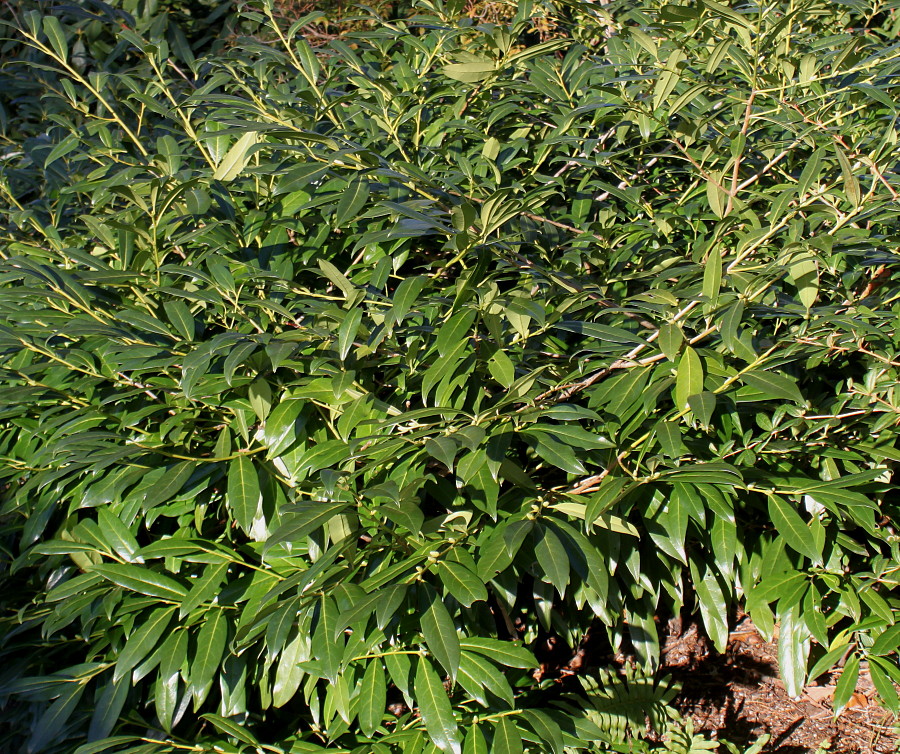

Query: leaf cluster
[1,0,900,751]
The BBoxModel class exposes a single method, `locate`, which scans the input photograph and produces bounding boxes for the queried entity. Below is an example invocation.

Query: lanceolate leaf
[190,610,228,705]
[534,523,570,596]
[674,347,704,410]
[114,607,176,683]
[492,718,523,754]
[458,639,536,670]
[420,585,461,682]
[463,724,488,754]
[415,657,461,754]
[264,501,350,553]
[358,659,387,737]
[741,370,804,404]
[767,495,822,564]
[213,131,259,181]
[227,457,261,534]
[92,564,187,602]
[437,561,488,607]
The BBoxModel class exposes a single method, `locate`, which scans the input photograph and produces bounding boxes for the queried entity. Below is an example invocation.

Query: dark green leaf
[92,564,186,602]
[358,660,387,737]
[414,657,461,754]
[767,496,822,564]
[437,561,488,607]
[420,585,460,682]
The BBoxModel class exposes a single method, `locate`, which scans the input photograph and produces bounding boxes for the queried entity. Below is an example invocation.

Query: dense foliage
[1,0,900,751]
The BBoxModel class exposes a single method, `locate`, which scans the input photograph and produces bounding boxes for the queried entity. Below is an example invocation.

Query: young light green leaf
[213,131,259,181]
[443,61,496,83]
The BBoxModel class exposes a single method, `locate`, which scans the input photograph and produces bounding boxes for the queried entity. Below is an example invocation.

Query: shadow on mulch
[661,617,899,753]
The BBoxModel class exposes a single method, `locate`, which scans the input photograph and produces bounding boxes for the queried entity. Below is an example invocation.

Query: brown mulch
[662,616,899,753]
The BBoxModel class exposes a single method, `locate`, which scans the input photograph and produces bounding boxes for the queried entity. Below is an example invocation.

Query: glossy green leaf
[190,609,228,706]
[178,562,228,618]
[420,585,460,682]
[741,370,804,404]
[674,347,704,410]
[358,660,387,737]
[658,323,683,361]
[334,178,370,228]
[767,496,822,564]
[415,657,461,754]
[458,638,536,669]
[463,724,488,754]
[534,523,569,596]
[337,308,363,362]
[831,653,860,717]
[114,607,175,683]
[492,718,523,754]
[87,675,129,741]
[312,595,343,684]
[96,508,141,564]
[92,564,186,602]
[437,561,487,607]
[227,457,261,533]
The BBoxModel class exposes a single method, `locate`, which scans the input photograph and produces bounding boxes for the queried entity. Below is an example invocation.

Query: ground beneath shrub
[663,617,898,753]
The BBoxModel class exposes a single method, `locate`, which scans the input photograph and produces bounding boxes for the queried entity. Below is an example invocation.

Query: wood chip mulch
[663,616,899,753]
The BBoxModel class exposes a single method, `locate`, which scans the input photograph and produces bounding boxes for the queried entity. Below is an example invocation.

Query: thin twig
[724,90,756,216]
